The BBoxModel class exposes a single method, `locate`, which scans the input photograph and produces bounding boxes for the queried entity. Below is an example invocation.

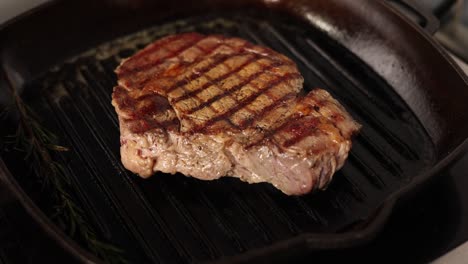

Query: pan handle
[385,0,440,35]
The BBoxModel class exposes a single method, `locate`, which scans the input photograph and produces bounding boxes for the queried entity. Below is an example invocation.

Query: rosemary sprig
[2,79,127,263]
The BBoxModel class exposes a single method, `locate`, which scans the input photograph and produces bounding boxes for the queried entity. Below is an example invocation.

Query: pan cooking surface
[2,12,435,263]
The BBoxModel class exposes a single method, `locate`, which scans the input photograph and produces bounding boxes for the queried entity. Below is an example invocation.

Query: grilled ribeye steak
[112,33,360,195]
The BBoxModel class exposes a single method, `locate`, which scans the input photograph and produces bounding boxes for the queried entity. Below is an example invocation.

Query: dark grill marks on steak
[181,60,288,115]
[237,91,296,130]
[167,56,300,132]
[112,33,361,195]
[170,52,260,104]
[164,53,236,93]
[116,34,191,81]
[280,117,321,148]
[115,33,305,136]
[117,33,205,77]
[123,37,293,133]
[118,35,247,90]
[190,72,302,133]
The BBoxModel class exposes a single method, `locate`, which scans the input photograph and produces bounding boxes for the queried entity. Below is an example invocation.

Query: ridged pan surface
[1,11,435,263]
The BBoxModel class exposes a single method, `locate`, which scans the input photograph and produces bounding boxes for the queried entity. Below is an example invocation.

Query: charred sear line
[280,118,321,148]
[120,33,186,66]
[117,34,205,77]
[182,59,281,115]
[132,41,227,89]
[165,52,242,94]
[190,72,301,133]
[244,110,296,149]
[171,53,260,104]
[237,91,296,130]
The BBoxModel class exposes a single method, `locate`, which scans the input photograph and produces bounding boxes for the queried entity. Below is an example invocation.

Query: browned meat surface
[112,33,360,195]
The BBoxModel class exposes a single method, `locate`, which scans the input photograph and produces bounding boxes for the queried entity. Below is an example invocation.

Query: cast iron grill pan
[1,10,436,263]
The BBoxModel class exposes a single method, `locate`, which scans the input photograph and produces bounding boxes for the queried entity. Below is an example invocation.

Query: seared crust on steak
[112,33,360,195]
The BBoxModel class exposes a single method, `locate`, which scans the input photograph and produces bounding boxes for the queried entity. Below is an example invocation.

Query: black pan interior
[0,8,437,263]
